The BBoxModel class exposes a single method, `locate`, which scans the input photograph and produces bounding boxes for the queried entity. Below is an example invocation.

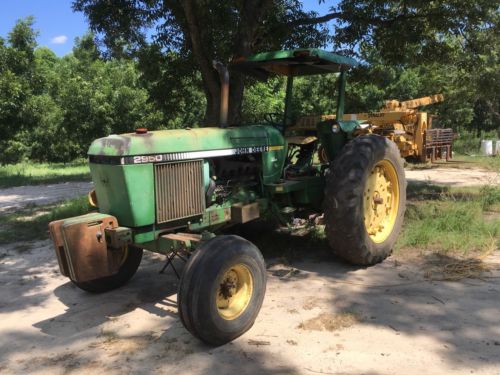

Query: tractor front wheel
[71,246,143,293]
[178,235,266,346]
[324,135,406,265]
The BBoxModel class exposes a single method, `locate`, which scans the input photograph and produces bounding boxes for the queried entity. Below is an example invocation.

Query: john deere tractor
[49,49,406,346]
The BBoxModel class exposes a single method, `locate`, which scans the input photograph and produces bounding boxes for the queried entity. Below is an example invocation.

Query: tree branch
[180,1,219,94]
[180,0,222,123]
[290,12,343,26]
[290,10,442,28]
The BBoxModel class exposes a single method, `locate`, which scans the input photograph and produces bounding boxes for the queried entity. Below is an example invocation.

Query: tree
[73,0,498,126]
[0,17,40,162]
[73,0,329,125]
[0,20,167,163]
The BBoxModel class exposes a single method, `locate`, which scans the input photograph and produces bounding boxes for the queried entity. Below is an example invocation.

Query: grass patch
[238,185,500,261]
[405,154,500,172]
[396,185,500,256]
[452,131,498,155]
[298,311,361,332]
[0,196,91,245]
[0,160,90,188]
[98,329,119,343]
[450,155,500,172]
[423,256,493,281]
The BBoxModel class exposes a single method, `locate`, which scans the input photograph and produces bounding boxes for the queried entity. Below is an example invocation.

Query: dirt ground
[0,182,92,213]
[1,241,499,375]
[0,166,497,213]
[405,167,498,187]
[0,167,499,375]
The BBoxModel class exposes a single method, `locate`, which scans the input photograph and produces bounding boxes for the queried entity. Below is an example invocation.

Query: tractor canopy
[231,48,358,78]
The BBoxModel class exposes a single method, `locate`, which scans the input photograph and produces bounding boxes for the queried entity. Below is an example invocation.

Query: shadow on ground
[0,228,499,374]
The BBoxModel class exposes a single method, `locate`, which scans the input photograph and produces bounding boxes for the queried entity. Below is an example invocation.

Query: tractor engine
[85,125,286,239]
[208,154,262,204]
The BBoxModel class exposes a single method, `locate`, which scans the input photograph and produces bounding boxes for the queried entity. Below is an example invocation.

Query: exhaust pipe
[213,61,229,128]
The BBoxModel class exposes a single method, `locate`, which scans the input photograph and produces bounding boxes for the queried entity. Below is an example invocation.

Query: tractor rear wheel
[178,235,266,346]
[72,246,143,293]
[324,135,406,265]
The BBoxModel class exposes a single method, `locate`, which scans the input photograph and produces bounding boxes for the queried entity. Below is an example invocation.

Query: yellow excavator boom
[382,94,444,111]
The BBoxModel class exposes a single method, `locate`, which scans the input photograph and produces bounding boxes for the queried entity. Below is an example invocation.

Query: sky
[0,0,335,56]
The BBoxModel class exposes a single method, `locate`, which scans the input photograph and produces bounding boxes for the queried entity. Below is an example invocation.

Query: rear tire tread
[324,135,406,265]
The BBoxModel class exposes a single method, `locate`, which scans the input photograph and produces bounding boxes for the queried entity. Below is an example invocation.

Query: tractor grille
[154,160,205,223]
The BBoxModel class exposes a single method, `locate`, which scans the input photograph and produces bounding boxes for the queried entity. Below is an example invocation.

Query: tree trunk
[227,0,273,125]
[181,0,221,126]
[181,0,272,126]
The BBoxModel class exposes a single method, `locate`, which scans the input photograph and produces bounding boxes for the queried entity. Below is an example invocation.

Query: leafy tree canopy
[73,0,498,125]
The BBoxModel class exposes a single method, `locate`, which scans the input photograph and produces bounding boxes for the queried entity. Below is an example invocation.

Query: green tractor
[49,49,406,346]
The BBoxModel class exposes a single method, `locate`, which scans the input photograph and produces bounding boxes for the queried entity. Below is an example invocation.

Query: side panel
[262,127,287,184]
[317,120,348,162]
[90,163,155,227]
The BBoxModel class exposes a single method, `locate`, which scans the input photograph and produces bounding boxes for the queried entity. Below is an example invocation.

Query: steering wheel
[264,112,284,126]
[264,112,295,133]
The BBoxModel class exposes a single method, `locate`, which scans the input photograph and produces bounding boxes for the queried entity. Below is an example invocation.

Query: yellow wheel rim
[119,246,129,267]
[88,189,98,207]
[216,264,253,320]
[318,145,328,164]
[363,160,400,243]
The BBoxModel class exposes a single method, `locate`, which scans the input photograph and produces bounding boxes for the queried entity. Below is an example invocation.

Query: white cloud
[51,35,68,45]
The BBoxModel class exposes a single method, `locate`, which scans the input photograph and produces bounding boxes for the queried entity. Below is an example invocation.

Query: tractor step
[161,232,202,242]
[158,232,202,277]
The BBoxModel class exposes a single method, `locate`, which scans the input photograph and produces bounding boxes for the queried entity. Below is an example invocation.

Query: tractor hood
[88,125,285,164]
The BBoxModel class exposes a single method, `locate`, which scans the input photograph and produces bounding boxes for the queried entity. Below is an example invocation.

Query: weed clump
[397,186,500,255]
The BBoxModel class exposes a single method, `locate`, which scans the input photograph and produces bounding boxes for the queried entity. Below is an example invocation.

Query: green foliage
[242,78,286,123]
[72,0,499,125]
[0,22,165,163]
[292,75,338,117]
[1,5,499,164]
[452,135,482,155]
[479,185,500,210]
[242,74,340,123]
[453,131,499,155]
[73,0,331,123]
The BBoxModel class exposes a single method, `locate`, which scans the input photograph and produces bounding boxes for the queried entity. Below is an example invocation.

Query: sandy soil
[0,182,93,213]
[0,241,499,375]
[1,168,499,374]
[0,166,496,214]
[406,167,499,187]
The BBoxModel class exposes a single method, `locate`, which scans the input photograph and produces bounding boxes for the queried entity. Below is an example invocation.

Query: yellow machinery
[288,94,453,162]
[349,94,452,161]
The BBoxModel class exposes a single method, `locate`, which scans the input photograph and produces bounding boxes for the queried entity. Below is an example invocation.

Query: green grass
[0,196,91,245]
[1,177,497,261]
[405,154,500,172]
[451,131,499,172]
[396,185,500,256]
[0,160,90,189]
[452,154,500,172]
[452,131,498,155]
[230,184,500,261]
[405,129,500,172]
[251,185,500,260]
